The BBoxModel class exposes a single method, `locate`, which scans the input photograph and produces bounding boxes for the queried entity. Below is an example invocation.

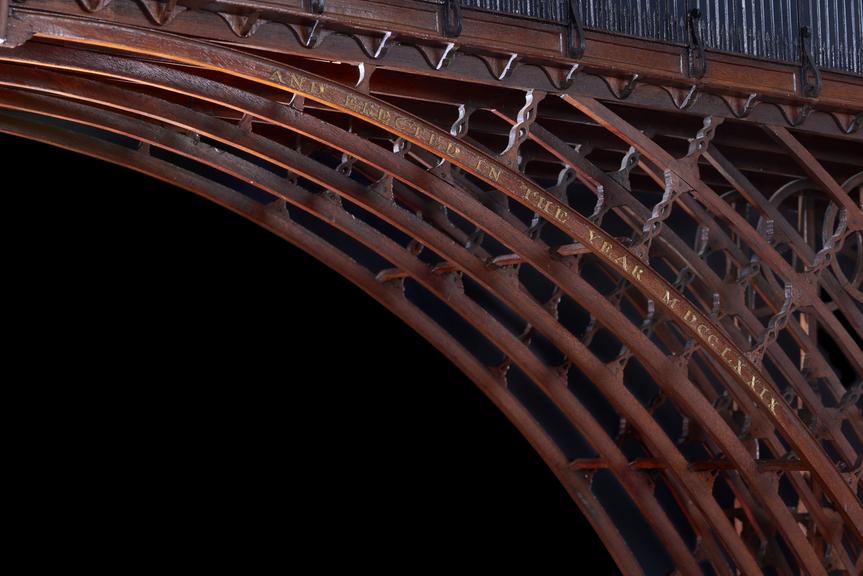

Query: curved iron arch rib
[495,111,863,493]
[494,106,863,519]
[0,51,844,576]
[2,5,861,573]
[0,65,780,572]
[0,83,717,575]
[0,73,827,574]
[0,109,646,576]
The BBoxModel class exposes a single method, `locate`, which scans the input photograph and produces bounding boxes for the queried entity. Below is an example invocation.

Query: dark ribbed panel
[799,0,862,76]
[576,0,688,43]
[691,0,800,64]
[691,0,863,74]
[421,0,862,75]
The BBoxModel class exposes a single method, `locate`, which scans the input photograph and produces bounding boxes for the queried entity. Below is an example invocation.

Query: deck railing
[425,0,862,75]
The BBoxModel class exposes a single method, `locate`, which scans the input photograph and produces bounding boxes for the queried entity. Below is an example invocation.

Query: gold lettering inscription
[613,255,630,272]
[683,309,698,326]
[265,66,788,420]
[309,80,326,95]
[768,397,778,415]
[662,290,679,310]
[288,73,305,90]
[345,94,363,112]
[555,206,569,223]
[511,184,571,224]
[395,116,415,133]
[361,101,389,123]
[467,157,503,183]
[536,196,548,211]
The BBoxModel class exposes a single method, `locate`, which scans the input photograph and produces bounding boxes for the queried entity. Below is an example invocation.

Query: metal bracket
[602,73,640,100]
[686,116,724,159]
[837,381,862,414]
[354,31,392,60]
[442,0,462,38]
[450,103,475,137]
[139,0,186,26]
[610,146,639,190]
[306,0,325,15]
[588,184,607,224]
[566,0,586,59]
[631,170,687,257]
[298,0,325,47]
[799,25,822,98]
[681,115,723,175]
[78,0,114,11]
[0,0,7,45]
[808,208,848,274]
[500,88,545,168]
[219,12,264,38]
[685,9,706,79]
[748,283,797,365]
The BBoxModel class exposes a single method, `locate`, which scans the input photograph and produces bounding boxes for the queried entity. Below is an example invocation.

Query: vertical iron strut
[306,0,325,15]
[0,0,8,44]
[442,0,461,38]
[799,25,822,98]
[567,0,585,59]
[686,8,706,79]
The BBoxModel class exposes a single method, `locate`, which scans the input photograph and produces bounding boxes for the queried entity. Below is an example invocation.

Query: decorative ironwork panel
[1,1,862,573]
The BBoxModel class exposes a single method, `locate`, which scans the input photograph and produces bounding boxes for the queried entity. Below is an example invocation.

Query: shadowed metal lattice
[0,1,860,574]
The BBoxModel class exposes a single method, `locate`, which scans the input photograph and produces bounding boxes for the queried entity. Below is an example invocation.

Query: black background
[9,133,619,572]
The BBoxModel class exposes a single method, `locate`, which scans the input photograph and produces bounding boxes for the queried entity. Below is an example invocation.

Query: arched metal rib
[0,49,840,572]
[0,83,715,575]
[0,62,777,571]
[1,11,856,568]
[0,109,648,576]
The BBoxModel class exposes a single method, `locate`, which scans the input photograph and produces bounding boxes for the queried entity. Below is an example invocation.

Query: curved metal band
[0,65,768,570]
[505,113,863,492]
[0,83,720,574]
[0,109,648,576]
[10,15,853,533]
[0,45,852,572]
[562,97,863,378]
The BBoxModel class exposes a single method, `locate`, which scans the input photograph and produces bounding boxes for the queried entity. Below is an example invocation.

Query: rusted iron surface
[0,2,860,574]
[7,1,863,129]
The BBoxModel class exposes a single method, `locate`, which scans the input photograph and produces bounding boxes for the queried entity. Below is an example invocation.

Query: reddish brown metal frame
[0,61,828,574]
[1,2,861,574]
[0,108,647,574]
[0,77,738,574]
